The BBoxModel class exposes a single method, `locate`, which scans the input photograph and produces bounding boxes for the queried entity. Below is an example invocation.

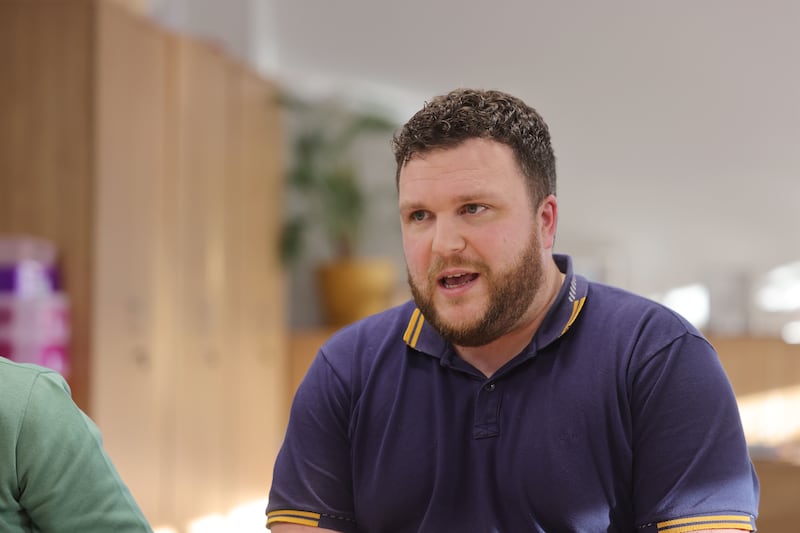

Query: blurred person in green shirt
[0,356,152,532]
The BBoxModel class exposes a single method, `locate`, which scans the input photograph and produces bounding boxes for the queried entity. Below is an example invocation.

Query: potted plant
[280,94,398,327]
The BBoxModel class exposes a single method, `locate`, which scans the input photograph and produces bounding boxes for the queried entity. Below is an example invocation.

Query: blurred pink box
[0,235,70,375]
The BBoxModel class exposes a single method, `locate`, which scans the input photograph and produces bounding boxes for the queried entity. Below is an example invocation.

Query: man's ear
[538,195,558,250]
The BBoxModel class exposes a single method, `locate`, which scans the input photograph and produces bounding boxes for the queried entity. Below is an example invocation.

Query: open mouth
[439,273,479,289]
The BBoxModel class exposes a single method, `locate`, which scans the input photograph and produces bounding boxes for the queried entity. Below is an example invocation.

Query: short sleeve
[267,349,358,533]
[16,370,153,532]
[630,333,759,531]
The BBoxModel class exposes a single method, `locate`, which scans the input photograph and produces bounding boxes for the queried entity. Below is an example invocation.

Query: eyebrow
[399,192,494,212]
[452,193,490,204]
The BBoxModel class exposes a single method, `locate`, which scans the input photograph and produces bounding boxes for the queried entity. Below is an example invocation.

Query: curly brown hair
[392,88,556,206]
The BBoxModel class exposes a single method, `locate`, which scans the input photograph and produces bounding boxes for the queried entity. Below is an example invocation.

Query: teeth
[442,273,472,288]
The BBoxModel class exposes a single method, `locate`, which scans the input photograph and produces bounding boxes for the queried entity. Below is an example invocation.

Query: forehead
[398,138,528,202]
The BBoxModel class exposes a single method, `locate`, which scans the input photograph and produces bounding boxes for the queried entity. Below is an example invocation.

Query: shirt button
[485,383,496,392]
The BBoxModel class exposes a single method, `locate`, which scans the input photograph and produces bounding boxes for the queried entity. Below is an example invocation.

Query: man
[267,89,759,532]
[0,356,153,532]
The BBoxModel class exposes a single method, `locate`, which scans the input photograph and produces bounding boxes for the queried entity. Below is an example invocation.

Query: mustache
[428,257,487,280]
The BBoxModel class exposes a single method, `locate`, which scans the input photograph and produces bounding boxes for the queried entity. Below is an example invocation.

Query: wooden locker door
[221,65,288,514]
[0,0,95,410]
[169,35,229,526]
[90,2,171,526]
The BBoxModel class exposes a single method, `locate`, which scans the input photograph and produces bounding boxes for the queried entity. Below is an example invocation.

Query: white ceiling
[152,0,800,332]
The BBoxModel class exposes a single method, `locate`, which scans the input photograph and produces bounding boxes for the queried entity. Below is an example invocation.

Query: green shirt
[0,357,152,532]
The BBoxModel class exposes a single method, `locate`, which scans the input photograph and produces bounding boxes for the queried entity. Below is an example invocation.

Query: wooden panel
[709,336,800,397]
[168,34,229,524]
[0,0,95,410]
[753,459,800,532]
[289,328,337,399]
[1,3,292,529]
[221,64,288,508]
[90,2,170,524]
[104,0,152,16]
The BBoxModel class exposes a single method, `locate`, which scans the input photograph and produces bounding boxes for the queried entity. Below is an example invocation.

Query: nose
[431,217,466,257]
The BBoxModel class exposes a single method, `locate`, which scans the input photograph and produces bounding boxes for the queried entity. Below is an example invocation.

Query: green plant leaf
[279,95,396,263]
[280,217,307,264]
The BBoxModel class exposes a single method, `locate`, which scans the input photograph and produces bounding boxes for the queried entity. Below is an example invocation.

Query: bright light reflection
[756,261,800,312]
[653,283,710,329]
[737,384,800,447]
[225,499,271,532]
[153,498,269,533]
[781,321,800,344]
[188,515,227,533]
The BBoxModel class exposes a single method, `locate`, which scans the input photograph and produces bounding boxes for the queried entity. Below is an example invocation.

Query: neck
[454,258,565,378]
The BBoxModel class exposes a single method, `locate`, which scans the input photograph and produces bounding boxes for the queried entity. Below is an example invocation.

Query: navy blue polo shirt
[267,255,759,532]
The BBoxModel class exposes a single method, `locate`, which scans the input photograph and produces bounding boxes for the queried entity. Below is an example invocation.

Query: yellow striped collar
[402,256,588,354]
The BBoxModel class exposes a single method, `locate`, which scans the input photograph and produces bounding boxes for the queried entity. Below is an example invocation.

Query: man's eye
[410,211,427,222]
[463,204,485,215]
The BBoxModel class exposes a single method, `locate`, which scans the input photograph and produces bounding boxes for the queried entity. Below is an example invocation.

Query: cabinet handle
[204,349,219,367]
[131,345,150,370]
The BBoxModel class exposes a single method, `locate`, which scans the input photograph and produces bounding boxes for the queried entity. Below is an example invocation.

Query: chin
[435,304,485,329]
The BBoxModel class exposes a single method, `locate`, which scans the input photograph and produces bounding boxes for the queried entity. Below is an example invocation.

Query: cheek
[402,233,430,275]
[476,227,529,265]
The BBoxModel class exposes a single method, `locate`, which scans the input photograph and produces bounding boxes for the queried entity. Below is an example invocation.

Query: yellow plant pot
[316,258,397,327]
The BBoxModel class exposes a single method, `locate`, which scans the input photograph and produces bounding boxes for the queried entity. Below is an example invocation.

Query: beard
[407,231,544,347]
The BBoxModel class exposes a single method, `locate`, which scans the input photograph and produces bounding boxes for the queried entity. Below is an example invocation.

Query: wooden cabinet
[288,328,337,400]
[0,1,288,529]
[166,34,232,522]
[90,2,173,521]
[221,59,289,511]
[0,0,97,411]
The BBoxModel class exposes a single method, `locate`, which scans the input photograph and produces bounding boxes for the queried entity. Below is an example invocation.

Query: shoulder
[586,281,687,323]
[296,302,418,402]
[3,357,85,441]
[583,281,704,347]
[326,300,418,345]
[0,357,70,411]
[321,301,417,368]
[563,280,718,378]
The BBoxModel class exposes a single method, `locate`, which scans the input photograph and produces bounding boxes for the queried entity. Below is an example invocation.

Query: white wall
[145,0,800,333]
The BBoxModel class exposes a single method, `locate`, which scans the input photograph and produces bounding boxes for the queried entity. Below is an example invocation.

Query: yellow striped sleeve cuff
[656,514,755,532]
[266,509,321,528]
